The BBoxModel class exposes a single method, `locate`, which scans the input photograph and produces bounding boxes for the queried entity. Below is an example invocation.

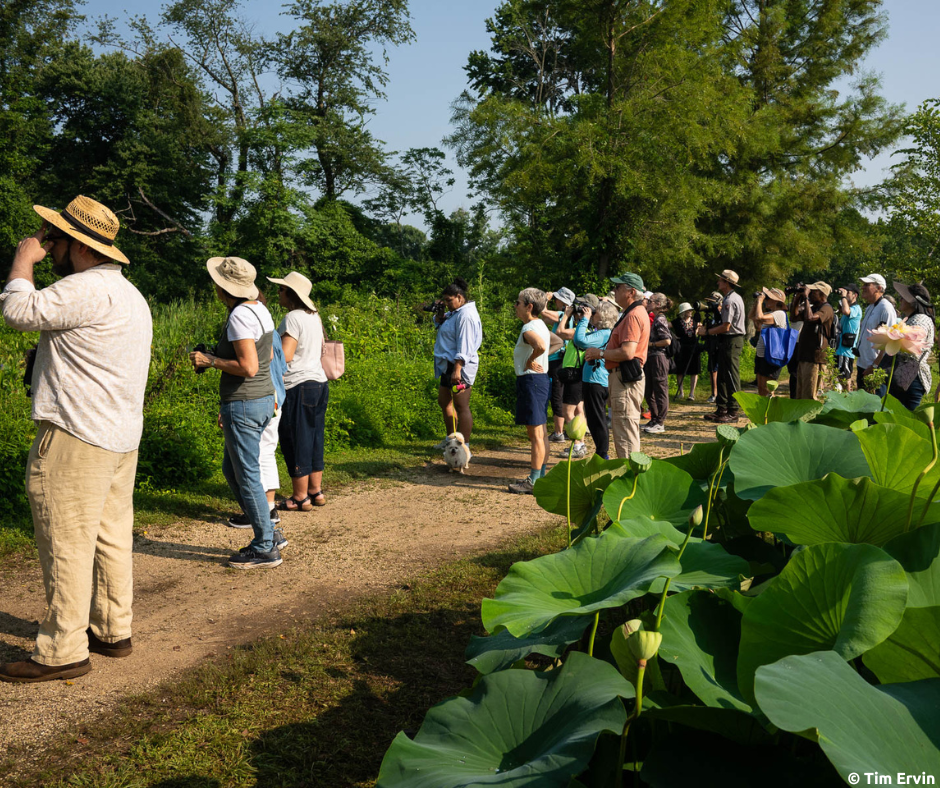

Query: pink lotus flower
[867,321,931,357]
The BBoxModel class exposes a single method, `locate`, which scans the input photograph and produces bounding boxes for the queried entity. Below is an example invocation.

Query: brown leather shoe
[703,410,726,422]
[87,628,133,658]
[715,412,741,424]
[0,657,91,683]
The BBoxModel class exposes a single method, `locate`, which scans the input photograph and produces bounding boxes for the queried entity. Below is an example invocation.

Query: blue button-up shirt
[433,301,483,385]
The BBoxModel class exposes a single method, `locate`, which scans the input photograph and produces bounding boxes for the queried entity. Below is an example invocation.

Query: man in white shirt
[0,196,152,683]
[856,273,897,392]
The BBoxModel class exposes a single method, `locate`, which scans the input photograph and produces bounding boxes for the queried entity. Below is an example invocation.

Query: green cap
[610,272,645,291]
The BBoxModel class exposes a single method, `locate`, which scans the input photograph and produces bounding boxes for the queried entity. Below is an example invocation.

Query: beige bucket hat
[34,195,129,264]
[207,257,259,300]
[266,271,317,312]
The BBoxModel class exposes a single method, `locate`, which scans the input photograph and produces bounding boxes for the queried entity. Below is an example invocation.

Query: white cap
[643,291,653,300]
[860,274,887,288]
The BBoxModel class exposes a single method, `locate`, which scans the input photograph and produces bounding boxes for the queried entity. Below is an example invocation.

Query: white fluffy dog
[443,432,472,474]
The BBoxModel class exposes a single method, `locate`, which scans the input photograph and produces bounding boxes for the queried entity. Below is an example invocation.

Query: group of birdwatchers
[433,269,935,496]
[0,193,933,684]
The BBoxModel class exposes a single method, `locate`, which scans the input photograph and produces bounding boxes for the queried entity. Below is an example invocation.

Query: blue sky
[80,0,940,225]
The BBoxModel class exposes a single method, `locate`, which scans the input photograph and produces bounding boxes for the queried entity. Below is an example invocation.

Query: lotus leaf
[663,441,724,484]
[481,533,680,638]
[733,391,824,424]
[874,404,935,442]
[811,389,882,428]
[755,651,940,782]
[602,461,707,536]
[729,421,870,501]
[747,474,940,546]
[657,590,750,711]
[885,522,940,607]
[649,540,748,593]
[736,543,908,704]
[863,606,940,683]
[857,423,940,498]
[465,616,589,675]
[533,455,629,528]
[375,652,633,788]
[642,705,771,746]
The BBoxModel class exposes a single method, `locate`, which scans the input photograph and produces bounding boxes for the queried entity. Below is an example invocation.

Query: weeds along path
[0,400,714,763]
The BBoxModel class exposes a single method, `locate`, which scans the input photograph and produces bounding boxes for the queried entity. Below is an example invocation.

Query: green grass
[1,527,566,788]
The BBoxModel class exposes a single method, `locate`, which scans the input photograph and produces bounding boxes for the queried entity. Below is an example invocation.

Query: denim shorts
[515,374,551,426]
[279,381,329,477]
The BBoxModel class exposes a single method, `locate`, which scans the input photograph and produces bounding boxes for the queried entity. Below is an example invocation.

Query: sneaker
[508,477,535,495]
[643,423,665,434]
[273,529,289,550]
[432,439,448,451]
[229,546,282,570]
[548,431,567,443]
[227,512,252,529]
[270,508,280,525]
[706,395,716,404]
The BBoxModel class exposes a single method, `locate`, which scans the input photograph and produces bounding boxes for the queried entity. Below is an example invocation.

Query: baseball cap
[553,287,576,306]
[860,274,886,288]
[841,283,859,295]
[609,272,646,291]
[807,281,832,298]
[577,294,600,311]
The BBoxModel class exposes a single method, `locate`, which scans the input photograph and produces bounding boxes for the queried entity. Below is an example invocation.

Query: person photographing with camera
[835,284,862,388]
[789,282,835,400]
[541,288,580,447]
[698,270,745,423]
[432,277,483,448]
[0,196,152,683]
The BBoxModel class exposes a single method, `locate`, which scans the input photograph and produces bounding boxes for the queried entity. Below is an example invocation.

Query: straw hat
[716,269,740,287]
[33,195,129,264]
[207,257,259,300]
[266,271,317,312]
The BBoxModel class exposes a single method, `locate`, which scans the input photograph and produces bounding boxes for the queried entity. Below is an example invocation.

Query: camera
[784,283,805,296]
[191,343,215,375]
[752,291,762,298]
[693,300,720,314]
[422,300,447,315]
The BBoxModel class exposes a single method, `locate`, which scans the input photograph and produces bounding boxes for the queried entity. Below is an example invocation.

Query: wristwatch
[600,349,605,359]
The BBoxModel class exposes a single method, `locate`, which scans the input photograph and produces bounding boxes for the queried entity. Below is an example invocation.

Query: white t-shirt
[514,319,550,376]
[278,309,327,388]
[227,302,275,341]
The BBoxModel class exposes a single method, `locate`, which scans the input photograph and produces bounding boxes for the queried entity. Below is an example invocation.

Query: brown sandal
[279,496,313,512]
[309,490,326,507]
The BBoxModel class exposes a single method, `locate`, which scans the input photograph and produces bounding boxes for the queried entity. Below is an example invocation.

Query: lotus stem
[916,419,939,527]
[881,355,897,412]
[616,662,647,788]
[653,512,699,632]
[616,473,640,521]
[566,443,574,548]
[587,611,600,657]
[701,448,725,542]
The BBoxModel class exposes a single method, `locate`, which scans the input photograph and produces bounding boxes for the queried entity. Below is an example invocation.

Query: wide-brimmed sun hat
[716,269,740,287]
[33,195,129,264]
[207,257,259,300]
[761,287,786,303]
[678,302,694,314]
[266,271,317,312]
[894,281,933,309]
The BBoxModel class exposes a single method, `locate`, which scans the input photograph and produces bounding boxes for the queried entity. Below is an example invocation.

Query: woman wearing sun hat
[266,271,329,510]
[671,302,701,401]
[190,257,282,570]
[750,287,789,396]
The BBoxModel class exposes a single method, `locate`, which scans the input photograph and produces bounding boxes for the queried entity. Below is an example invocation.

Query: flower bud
[566,414,588,441]
[621,619,643,638]
[629,452,652,475]
[765,380,779,393]
[626,630,662,662]
[920,406,936,426]
[688,505,703,528]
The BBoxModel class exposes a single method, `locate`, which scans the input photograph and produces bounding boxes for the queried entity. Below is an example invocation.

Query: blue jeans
[221,396,275,552]
[884,375,927,411]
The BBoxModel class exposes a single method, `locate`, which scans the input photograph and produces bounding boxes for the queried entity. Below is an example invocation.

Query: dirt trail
[0,399,715,764]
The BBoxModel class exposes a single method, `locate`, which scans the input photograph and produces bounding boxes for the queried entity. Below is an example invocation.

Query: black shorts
[562,377,583,406]
[754,356,782,380]
[548,357,565,417]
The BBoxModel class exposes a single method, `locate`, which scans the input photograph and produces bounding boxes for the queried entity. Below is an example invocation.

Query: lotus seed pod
[689,505,704,528]
[629,452,652,475]
[627,630,663,662]
[920,406,936,426]
[566,414,588,441]
[716,424,739,449]
[622,619,643,638]
[765,380,779,393]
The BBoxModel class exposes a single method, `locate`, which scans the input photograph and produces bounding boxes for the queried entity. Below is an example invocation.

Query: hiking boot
[87,628,133,658]
[508,477,535,495]
[715,412,741,424]
[548,431,567,443]
[703,409,726,422]
[0,657,91,683]
[229,546,282,570]
[273,529,289,550]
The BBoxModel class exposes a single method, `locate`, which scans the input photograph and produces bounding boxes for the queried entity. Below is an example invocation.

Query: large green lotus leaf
[755,652,940,782]
[465,616,589,675]
[857,423,940,498]
[375,652,633,788]
[729,421,870,501]
[733,391,824,424]
[874,404,935,442]
[811,389,883,428]
[737,543,909,704]
[864,606,940,683]
[663,441,724,484]
[602,461,706,535]
[885,523,940,608]
[481,533,680,638]
[657,590,750,711]
[649,540,749,593]
[747,474,940,547]
[533,455,629,526]
[642,705,771,746]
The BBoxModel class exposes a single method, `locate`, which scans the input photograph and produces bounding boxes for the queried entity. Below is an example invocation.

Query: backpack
[557,340,585,384]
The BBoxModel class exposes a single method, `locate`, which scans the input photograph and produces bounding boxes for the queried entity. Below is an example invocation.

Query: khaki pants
[795,361,824,401]
[609,372,645,459]
[26,422,138,666]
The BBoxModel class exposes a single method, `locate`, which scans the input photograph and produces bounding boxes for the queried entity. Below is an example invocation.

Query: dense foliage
[377,392,940,786]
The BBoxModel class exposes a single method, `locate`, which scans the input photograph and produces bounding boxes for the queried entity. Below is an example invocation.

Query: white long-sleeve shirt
[1,265,152,453]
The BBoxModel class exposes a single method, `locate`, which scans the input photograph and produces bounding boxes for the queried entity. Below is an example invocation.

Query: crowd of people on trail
[1,192,937,683]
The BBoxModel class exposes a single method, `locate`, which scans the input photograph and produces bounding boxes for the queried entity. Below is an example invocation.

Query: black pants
[548,357,565,421]
[644,354,670,426]
[716,335,743,413]
[583,381,609,460]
